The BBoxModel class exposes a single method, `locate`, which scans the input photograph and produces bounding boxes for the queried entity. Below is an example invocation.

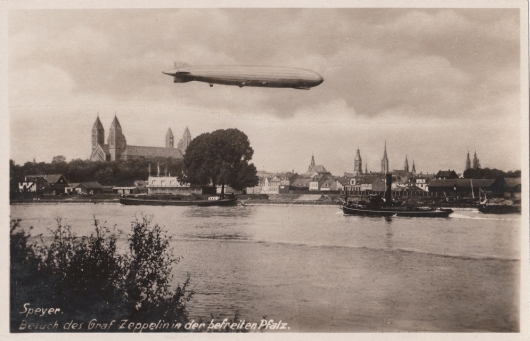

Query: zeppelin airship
[162,65,323,90]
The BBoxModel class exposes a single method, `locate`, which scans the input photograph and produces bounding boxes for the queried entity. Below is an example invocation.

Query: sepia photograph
[3,1,528,339]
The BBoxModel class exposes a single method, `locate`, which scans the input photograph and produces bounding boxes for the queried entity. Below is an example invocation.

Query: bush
[10,219,42,331]
[10,216,194,332]
[123,216,193,322]
[32,218,127,320]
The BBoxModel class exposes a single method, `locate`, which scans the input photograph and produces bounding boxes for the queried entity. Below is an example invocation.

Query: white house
[147,175,201,195]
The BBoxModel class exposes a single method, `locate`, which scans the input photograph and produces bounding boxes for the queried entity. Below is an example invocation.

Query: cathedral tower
[166,128,174,148]
[308,153,315,171]
[354,149,362,176]
[92,115,105,150]
[108,115,127,161]
[472,151,481,169]
[465,151,471,170]
[404,155,409,172]
[178,127,192,154]
[381,142,389,174]
[412,161,416,174]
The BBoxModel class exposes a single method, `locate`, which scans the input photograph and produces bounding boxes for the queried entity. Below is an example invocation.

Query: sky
[8,7,524,175]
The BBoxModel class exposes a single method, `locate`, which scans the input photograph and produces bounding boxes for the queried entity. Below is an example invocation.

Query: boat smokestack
[385,173,392,206]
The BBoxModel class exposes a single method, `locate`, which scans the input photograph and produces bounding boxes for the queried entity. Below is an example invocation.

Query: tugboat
[341,174,453,218]
[477,189,520,214]
[478,203,520,214]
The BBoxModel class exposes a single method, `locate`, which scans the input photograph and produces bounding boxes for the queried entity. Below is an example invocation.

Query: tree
[10,157,183,188]
[180,129,259,194]
[463,167,521,179]
[52,155,67,164]
[9,159,16,179]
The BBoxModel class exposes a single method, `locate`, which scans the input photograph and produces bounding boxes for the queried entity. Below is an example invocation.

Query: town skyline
[9,8,524,176]
[16,112,509,177]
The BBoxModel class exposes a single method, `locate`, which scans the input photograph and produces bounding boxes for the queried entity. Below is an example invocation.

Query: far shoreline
[9,196,482,210]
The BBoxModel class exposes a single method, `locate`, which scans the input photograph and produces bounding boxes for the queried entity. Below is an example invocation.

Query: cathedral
[90,115,192,162]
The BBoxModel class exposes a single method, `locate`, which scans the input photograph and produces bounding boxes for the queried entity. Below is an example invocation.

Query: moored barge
[119,195,238,207]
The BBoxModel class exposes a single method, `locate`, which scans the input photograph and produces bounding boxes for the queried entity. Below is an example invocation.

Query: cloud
[8,8,523,173]
[10,64,76,104]
[9,9,520,119]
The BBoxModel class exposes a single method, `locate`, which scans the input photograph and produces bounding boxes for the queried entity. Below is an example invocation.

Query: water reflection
[184,205,254,218]
[385,224,394,250]
[185,232,251,241]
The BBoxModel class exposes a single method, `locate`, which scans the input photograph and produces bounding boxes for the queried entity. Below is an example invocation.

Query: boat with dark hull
[341,198,453,218]
[119,195,238,207]
[478,204,520,214]
[394,208,453,218]
[342,203,395,217]
[477,188,520,214]
[341,174,453,218]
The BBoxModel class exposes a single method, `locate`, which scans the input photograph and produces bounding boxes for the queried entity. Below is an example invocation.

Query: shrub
[33,218,127,320]
[10,219,41,331]
[10,215,194,332]
[123,216,194,322]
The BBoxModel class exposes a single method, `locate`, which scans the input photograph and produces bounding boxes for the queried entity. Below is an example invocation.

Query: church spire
[110,115,122,129]
[354,148,362,176]
[108,114,126,161]
[381,141,389,174]
[92,114,105,151]
[404,155,409,172]
[166,127,174,148]
[472,150,481,169]
[178,127,192,154]
[466,151,471,170]
[307,152,316,173]
[412,160,416,174]
[93,115,104,130]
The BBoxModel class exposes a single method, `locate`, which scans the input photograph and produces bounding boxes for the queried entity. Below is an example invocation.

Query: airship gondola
[162,65,323,90]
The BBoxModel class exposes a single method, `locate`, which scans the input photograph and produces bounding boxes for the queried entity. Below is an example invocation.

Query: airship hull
[163,65,323,89]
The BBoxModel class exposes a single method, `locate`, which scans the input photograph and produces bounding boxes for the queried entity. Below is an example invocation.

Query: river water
[11,203,521,332]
